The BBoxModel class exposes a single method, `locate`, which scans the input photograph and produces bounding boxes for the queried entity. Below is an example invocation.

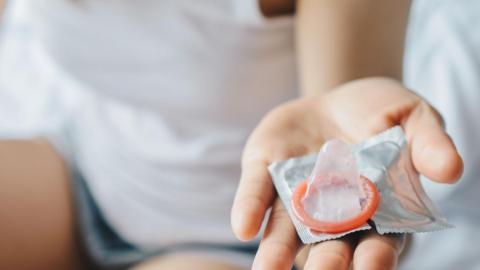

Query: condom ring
[291,176,380,234]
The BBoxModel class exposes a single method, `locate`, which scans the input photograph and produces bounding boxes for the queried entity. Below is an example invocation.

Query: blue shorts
[71,171,260,270]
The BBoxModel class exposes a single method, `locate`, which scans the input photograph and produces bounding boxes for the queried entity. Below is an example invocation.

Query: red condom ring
[291,176,380,234]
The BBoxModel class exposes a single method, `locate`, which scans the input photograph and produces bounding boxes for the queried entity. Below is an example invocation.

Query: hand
[231,78,463,270]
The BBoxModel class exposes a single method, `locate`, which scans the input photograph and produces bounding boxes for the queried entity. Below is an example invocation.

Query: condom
[291,140,380,233]
[269,126,452,244]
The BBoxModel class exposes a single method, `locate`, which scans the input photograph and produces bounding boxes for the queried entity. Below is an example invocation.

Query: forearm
[296,0,411,96]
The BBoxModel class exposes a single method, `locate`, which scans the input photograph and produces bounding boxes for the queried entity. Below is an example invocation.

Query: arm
[296,0,410,96]
[232,1,463,270]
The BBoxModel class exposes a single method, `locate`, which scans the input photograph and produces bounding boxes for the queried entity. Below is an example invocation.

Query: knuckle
[235,190,270,212]
[306,250,350,270]
[241,149,268,168]
[263,239,298,259]
[418,100,445,127]
[270,205,290,223]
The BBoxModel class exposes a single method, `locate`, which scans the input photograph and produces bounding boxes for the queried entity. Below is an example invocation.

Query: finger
[303,237,357,270]
[231,154,274,241]
[353,232,405,270]
[252,200,301,270]
[404,101,463,183]
[295,245,311,269]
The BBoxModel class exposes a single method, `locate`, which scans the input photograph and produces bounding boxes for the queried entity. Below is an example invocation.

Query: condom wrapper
[269,126,452,244]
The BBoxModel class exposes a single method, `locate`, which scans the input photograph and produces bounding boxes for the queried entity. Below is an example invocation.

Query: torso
[0,0,298,248]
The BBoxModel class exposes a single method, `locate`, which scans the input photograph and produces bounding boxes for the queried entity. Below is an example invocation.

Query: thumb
[404,101,463,183]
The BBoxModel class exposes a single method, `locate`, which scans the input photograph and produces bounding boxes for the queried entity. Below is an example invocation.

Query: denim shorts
[71,171,260,270]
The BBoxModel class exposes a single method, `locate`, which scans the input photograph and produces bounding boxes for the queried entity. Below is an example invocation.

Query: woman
[0,0,462,269]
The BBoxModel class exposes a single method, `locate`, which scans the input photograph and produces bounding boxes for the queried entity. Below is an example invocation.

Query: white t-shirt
[0,0,297,248]
[1,0,479,268]
[401,0,480,269]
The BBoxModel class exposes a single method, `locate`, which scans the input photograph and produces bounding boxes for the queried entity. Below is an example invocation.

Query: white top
[401,0,480,269]
[0,0,297,248]
[1,0,479,268]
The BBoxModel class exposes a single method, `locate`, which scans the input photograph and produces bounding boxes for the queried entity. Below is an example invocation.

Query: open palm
[231,78,463,270]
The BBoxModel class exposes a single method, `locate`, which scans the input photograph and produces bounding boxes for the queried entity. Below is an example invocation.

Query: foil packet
[268,126,452,244]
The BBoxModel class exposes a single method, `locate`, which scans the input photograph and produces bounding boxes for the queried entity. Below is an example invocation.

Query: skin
[132,254,245,270]
[0,1,463,270]
[231,78,463,270]
[0,133,243,269]
[296,0,410,96]
[231,1,433,269]
[0,140,81,270]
